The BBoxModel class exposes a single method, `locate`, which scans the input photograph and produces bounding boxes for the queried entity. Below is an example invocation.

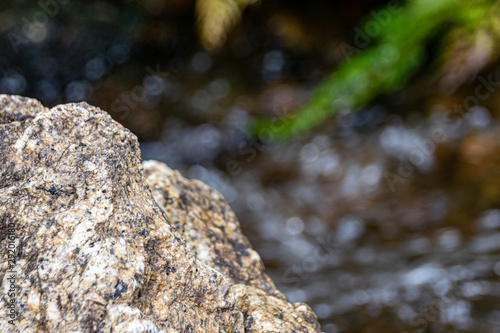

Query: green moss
[251,0,498,141]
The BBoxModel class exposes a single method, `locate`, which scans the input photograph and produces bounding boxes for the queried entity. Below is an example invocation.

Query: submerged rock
[0,95,321,332]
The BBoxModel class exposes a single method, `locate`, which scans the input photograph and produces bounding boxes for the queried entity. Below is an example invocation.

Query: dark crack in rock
[0,95,321,333]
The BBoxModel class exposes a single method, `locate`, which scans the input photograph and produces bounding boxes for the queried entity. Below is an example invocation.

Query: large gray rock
[0,95,321,332]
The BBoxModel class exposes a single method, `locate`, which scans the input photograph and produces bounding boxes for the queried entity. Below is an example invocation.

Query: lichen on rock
[0,95,321,332]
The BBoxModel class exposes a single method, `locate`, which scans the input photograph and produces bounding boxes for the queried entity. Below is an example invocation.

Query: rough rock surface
[0,95,321,332]
[143,161,284,299]
[143,161,322,333]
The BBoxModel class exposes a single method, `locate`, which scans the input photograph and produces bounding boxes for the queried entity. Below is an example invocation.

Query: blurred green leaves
[251,0,499,141]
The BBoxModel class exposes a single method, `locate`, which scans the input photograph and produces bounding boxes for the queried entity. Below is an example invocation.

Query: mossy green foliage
[251,0,498,141]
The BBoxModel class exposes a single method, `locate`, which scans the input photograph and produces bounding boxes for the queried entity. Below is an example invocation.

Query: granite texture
[0,95,321,332]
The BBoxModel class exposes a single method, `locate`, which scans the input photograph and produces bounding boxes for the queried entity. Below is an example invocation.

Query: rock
[143,161,322,332]
[0,95,321,332]
[142,160,284,299]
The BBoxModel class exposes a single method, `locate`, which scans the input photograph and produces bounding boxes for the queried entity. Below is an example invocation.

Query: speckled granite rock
[142,160,284,299]
[0,95,321,332]
[143,161,322,332]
